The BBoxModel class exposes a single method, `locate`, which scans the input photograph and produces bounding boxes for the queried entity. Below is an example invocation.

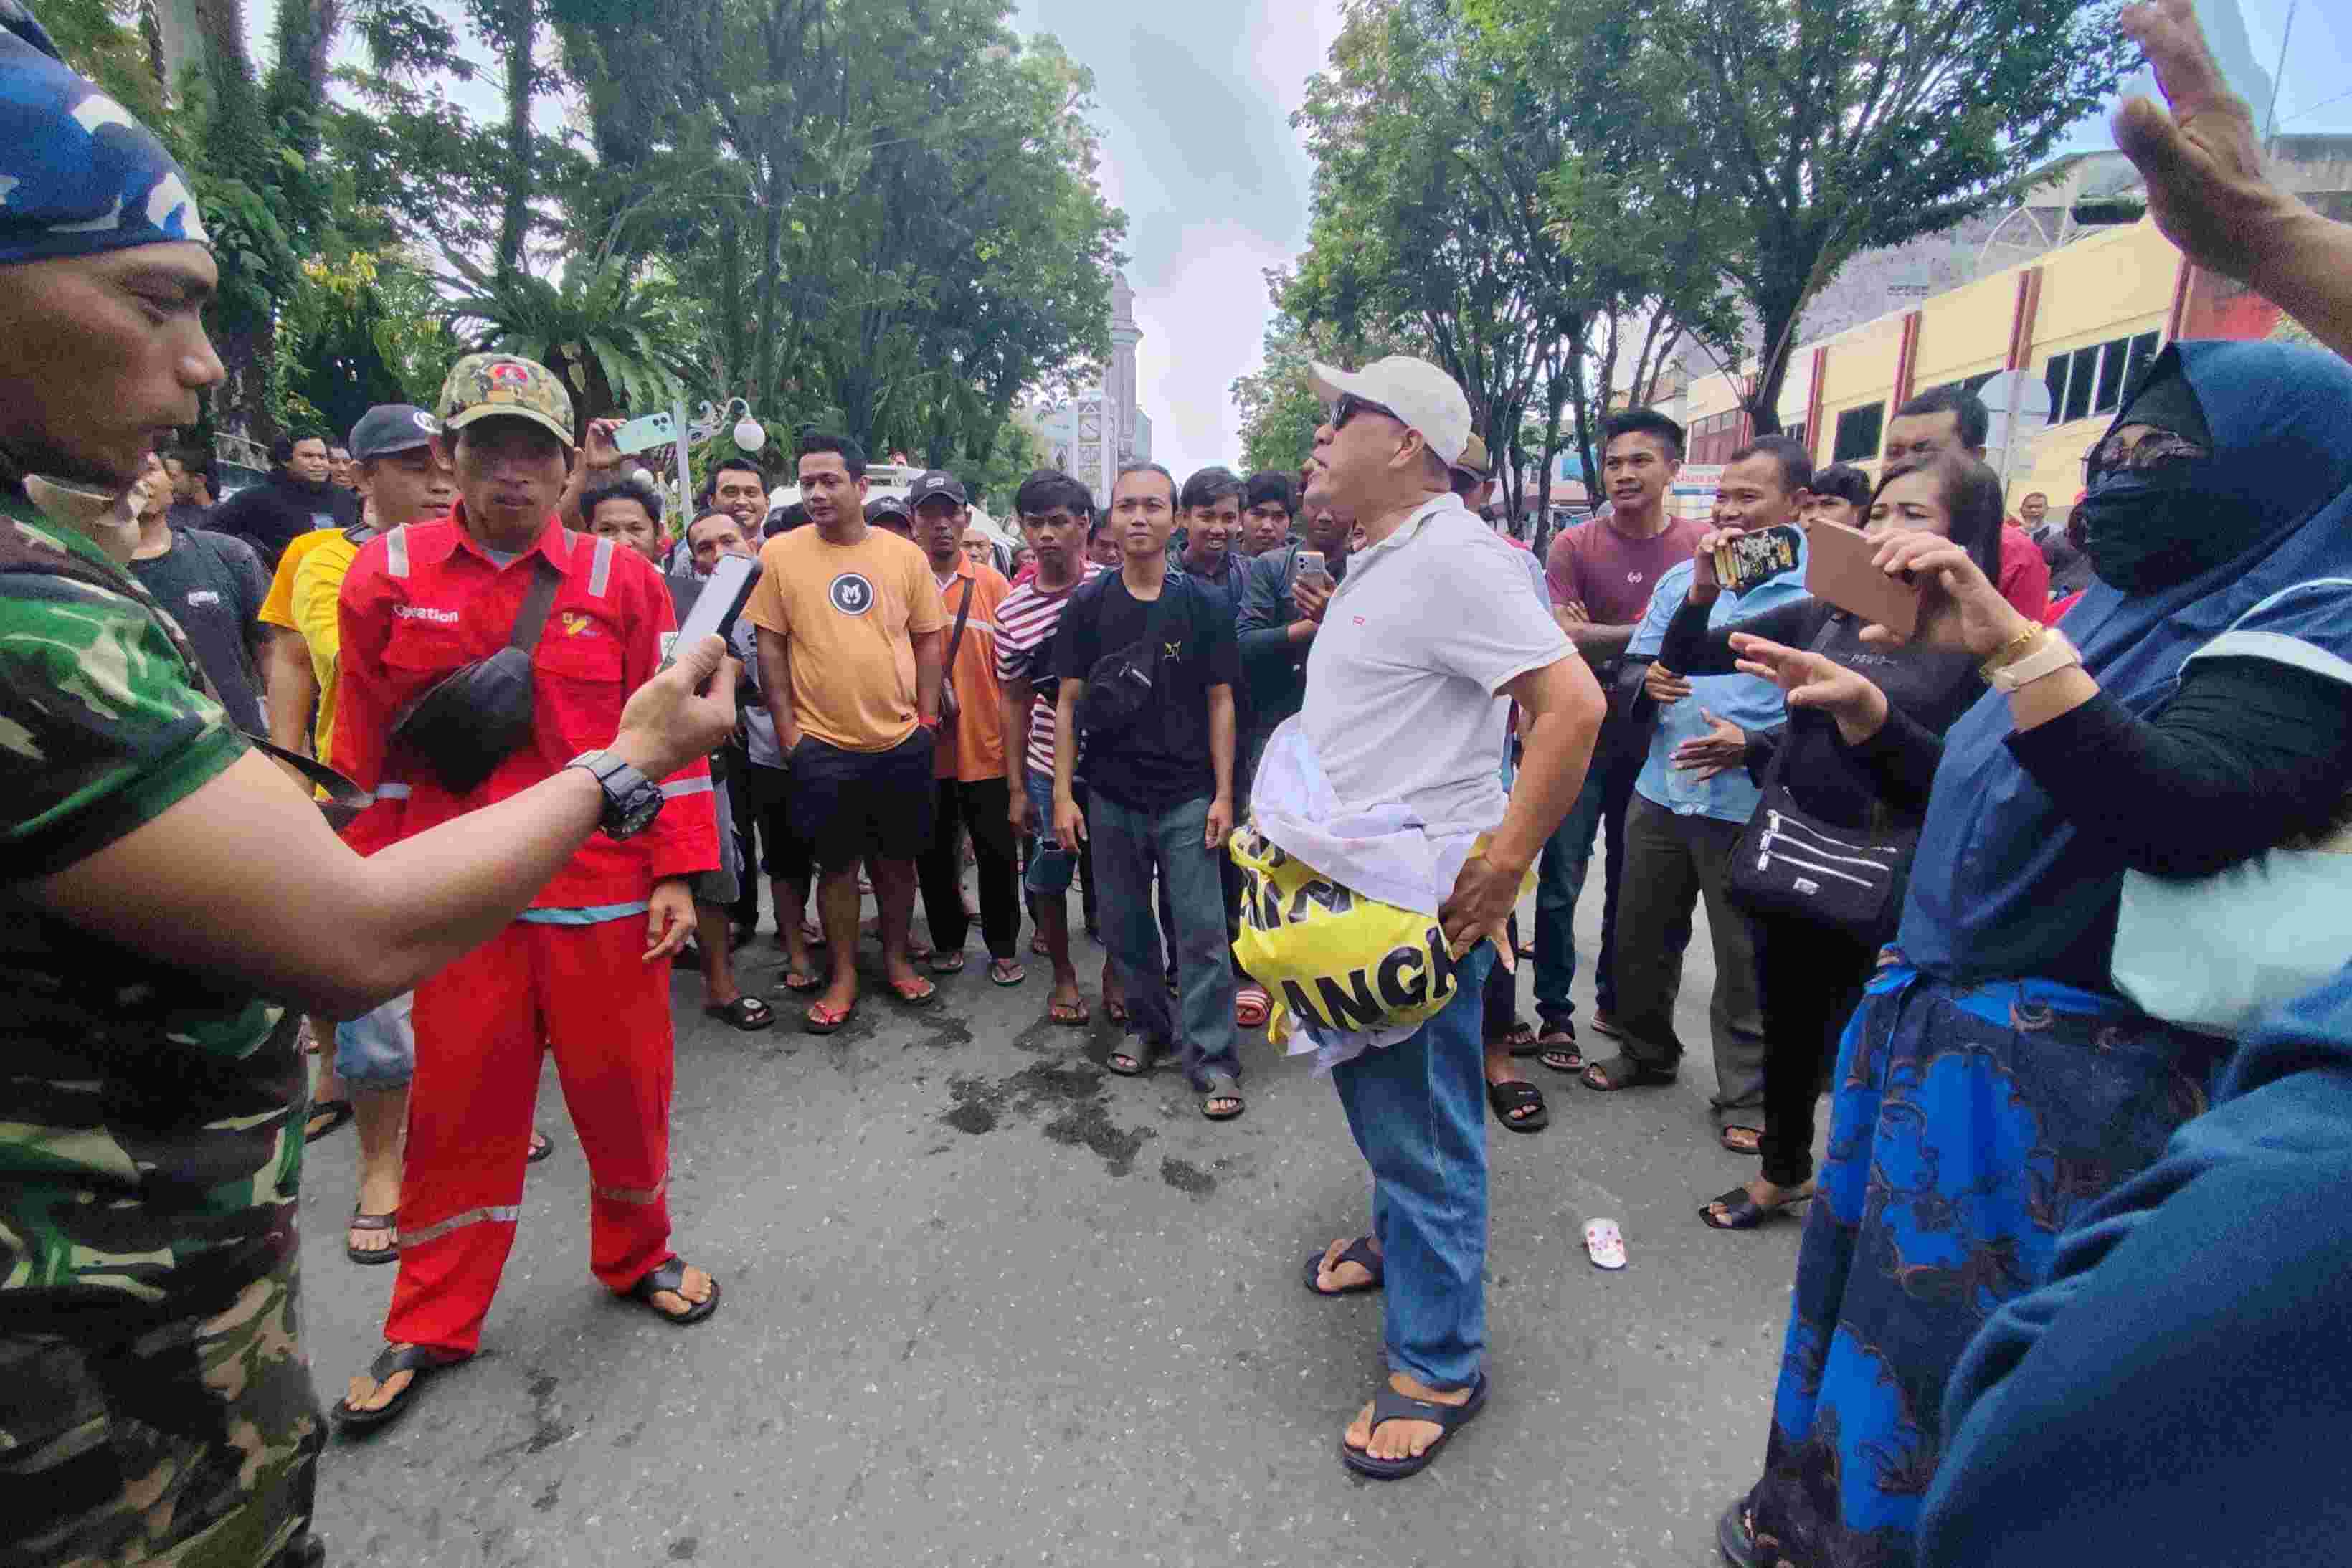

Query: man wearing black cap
[866,492,916,541]
[910,468,1024,984]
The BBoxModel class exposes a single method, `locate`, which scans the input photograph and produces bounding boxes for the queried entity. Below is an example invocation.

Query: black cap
[908,470,967,509]
[348,404,440,461]
[864,495,912,524]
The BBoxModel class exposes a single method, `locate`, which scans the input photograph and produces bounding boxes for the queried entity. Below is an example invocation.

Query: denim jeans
[1332,944,1494,1391]
[1534,736,1689,1030]
[1023,769,1078,896]
[1089,792,1240,1090]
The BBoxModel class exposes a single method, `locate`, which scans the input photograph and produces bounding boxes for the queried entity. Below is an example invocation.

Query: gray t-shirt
[126,526,268,734]
[1301,495,1570,826]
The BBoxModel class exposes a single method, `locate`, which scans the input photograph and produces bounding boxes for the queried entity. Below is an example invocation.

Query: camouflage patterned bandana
[437,352,577,449]
[0,2,211,265]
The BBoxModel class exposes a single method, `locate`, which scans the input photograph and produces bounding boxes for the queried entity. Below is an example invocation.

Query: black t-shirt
[127,527,268,734]
[209,473,358,569]
[1053,569,1241,812]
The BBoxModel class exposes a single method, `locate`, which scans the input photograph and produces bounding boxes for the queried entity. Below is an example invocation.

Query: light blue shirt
[1628,551,1808,825]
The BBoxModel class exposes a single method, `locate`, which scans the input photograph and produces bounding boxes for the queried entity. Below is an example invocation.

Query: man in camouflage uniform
[0,7,322,1563]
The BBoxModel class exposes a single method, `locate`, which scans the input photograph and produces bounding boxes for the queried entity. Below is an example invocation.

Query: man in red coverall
[330,353,724,1431]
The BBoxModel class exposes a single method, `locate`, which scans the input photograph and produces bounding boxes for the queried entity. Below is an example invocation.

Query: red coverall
[333,511,716,1354]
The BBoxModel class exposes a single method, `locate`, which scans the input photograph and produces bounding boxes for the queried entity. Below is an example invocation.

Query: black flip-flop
[1581,1054,1677,1091]
[343,1212,397,1269]
[1486,1080,1550,1132]
[1202,1085,1245,1121]
[1717,1498,1760,1568]
[1105,1041,1160,1077]
[526,1129,555,1163]
[1339,1372,1489,1480]
[303,1098,354,1144]
[776,964,826,994]
[346,1208,398,1266]
[1698,1187,1813,1232]
[334,1343,468,1434]
[625,1257,721,1326]
[1304,1235,1383,1296]
[1495,1021,1540,1058]
[988,958,1026,987]
[702,995,775,1032]
[1532,1030,1583,1074]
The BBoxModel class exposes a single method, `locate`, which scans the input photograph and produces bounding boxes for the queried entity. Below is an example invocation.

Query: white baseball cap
[1309,356,1473,469]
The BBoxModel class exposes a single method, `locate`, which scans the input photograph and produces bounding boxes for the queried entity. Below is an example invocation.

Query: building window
[1833,402,1884,463]
[1687,408,1746,466]
[1782,422,1807,457]
[2045,331,2163,424]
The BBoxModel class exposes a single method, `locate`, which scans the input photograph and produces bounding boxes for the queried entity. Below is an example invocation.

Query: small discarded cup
[1583,1217,1627,1271]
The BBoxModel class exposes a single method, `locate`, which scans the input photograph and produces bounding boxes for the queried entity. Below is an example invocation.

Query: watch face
[610,787,665,840]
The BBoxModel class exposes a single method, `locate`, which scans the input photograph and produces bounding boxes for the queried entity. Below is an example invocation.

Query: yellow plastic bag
[1230,824,1486,1047]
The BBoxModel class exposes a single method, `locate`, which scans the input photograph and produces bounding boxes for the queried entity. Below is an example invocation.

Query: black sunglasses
[1331,393,1402,431]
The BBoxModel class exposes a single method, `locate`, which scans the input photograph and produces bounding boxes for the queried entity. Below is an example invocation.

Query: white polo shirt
[1301,493,1570,827]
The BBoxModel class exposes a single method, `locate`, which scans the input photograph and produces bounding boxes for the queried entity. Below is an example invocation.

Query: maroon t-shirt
[1545,514,1710,625]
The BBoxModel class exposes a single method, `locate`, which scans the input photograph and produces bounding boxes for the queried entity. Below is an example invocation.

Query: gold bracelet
[1979,622,2044,683]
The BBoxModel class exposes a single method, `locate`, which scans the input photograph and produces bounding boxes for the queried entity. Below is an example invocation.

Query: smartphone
[614,409,678,455]
[1804,520,1920,640]
[1295,550,1332,591]
[663,555,759,682]
[1712,525,1803,594]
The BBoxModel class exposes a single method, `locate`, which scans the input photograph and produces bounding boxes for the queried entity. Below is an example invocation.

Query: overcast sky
[1007,1,1346,483]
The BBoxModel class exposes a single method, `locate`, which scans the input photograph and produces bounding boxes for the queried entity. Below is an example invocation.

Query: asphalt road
[299,872,1803,1568]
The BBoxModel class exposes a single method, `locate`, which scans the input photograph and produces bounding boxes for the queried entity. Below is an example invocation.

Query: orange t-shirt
[744,525,946,753]
[930,557,1011,783]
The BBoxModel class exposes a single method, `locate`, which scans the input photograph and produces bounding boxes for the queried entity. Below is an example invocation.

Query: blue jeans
[1535,738,1690,1030]
[1089,792,1240,1090]
[1023,769,1078,896]
[335,990,415,1091]
[1332,944,1494,1390]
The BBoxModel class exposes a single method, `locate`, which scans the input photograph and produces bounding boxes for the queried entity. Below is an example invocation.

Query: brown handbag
[937,573,975,728]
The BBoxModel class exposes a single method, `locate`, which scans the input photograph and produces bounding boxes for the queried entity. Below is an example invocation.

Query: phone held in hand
[1295,550,1332,591]
[1713,526,1803,594]
[663,554,759,686]
[1805,519,1921,640]
[613,409,678,455]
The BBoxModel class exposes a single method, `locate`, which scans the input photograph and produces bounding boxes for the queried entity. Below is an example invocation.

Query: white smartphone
[1295,550,1332,591]
[663,555,759,683]
[614,409,678,455]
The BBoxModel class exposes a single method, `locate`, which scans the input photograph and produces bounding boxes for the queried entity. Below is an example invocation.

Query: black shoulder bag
[390,557,562,796]
[1076,575,1179,746]
[1727,735,1918,944]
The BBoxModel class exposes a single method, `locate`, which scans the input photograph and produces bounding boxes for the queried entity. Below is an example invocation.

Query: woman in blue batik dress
[1715,339,2352,1568]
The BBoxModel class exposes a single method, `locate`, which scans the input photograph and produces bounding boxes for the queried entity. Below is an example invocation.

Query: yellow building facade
[1681,217,2242,520]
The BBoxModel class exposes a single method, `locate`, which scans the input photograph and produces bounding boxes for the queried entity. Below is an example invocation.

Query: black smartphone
[1712,525,1804,594]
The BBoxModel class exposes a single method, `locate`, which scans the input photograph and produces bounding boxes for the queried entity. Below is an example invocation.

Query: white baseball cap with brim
[1308,356,1472,470]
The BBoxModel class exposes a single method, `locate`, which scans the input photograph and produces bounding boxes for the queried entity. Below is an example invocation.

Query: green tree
[1471,0,2134,434]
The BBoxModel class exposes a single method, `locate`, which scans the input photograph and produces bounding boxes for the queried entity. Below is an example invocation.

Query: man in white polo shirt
[1295,356,1602,1479]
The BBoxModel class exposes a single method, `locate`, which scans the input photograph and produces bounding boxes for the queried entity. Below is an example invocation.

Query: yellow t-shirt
[743,526,946,753]
[288,531,361,760]
[257,527,342,631]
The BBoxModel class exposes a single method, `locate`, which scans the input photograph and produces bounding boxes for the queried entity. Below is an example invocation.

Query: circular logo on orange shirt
[828,572,875,616]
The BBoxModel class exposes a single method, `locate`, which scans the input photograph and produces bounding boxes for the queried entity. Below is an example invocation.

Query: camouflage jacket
[0,480,305,1337]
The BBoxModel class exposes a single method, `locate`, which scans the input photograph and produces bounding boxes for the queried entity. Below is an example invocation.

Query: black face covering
[2072,364,2242,596]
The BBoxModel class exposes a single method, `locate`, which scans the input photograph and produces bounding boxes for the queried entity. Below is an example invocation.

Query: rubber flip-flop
[1486,1079,1549,1133]
[303,1099,354,1144]
[1720,1124,1764,1155]
[346,1209,398,1266]
[623,1257,721,1326]
[1534,1031,1583,1074]
[1047,999,1091,1027]
[1339,1372,1489,1480]
[1698,1187,1813,1232]
[988,958,1026,987]
[1580,1055,1677,1092]
[1303,1235,1383,1297]
[1494,1021,1540,1058]
[1235,984,1271,1029]
[1105,1042,1159,1077]
[776,966,825,994]
[334,1344,468,1434]
[1202,1087,1245,1121]
[526,1129,554,1164]
[1583,1217,1628,1270]
[929,950,969,975]
[804,1000,855,1034]
[889,977,939,1009]
[703,995,776,1032]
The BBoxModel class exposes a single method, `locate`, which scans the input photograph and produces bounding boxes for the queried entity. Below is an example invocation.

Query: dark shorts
[789,729,936,870]
[741,761,815,883]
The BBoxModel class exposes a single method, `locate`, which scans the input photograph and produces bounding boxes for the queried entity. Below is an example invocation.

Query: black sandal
[526,1129,555,1163]
[624,1257,721,1326]
[303,1098,353,1144]
[1717,1498,1760,1568]
[1303,1235,1383,1296]
[334,1343,468,1433]
[1581,1054,1677,1091]
[1339,1372,1489,1480]
[1698,1187,1813,1232]
[702,995,776,1032]
[1106,1040,1160,1077]
[345,1208,398,1266]
[1202,1084,1245,1121]
[1492,1020,1539,1056]
[1534,1029,1583,1074]
[1486,1079,1550,1132]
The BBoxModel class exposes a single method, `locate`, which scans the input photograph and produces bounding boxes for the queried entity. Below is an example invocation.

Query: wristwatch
[1985,626,2084,693]
[567,750,665,839]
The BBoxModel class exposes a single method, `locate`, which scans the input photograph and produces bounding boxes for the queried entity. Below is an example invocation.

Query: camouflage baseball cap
[435,353,575,448]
